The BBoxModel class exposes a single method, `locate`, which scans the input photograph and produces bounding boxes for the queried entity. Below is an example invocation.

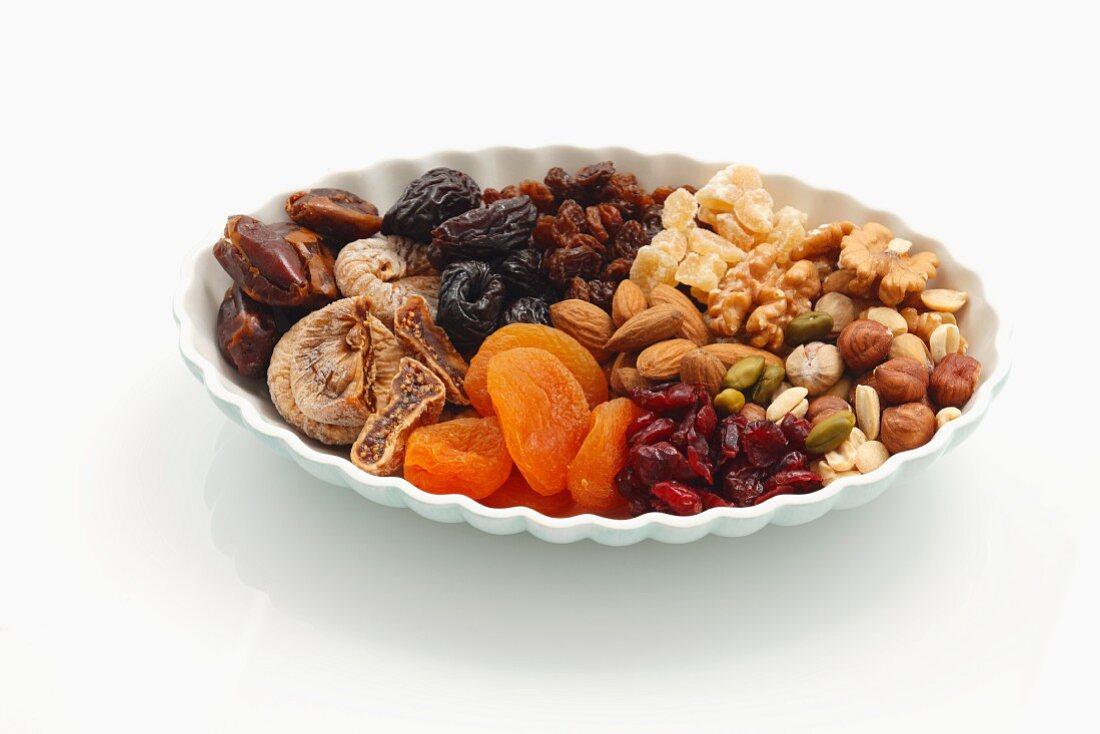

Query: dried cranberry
[780,413,812,452]
[628,383,701,413]
[629,417,677,447]
[627,411,658,435]
[685,432,714,484]
[774,451,808,473]
[694,402,718,438]
[699,491,732,510]
[630,441,695,485]
[741,421,789,468]
[650,481,703,516]
[723,470,765,507]
[719,418,741,460]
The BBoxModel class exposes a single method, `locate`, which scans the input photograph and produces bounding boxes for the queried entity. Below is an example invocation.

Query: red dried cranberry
[694,402,718,438]
[685,432,714,484]
[763,469,823,496]
[741,421,789,468]
[723,471,765,507]
[650,481,703,516]
[779,413,812,452]
[627,411,658,435]
[699,491,732,509]
[628,383,700,413]
[718,416,742,460]
[630,441,696,485]
[629,417,677,447]
[774,451,808,473]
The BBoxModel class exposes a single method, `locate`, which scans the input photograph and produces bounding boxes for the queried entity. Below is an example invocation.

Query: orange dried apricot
[479,468,576,517]
[403,417,513,499]
[566,398,643,515]
[486,347,591,496]
[466,323,608,416]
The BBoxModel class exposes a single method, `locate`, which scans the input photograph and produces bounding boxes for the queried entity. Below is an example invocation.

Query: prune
[500,296,552,327]
[612,220,649,260]
[431,196,538,262]
[437,261,506,351]
[498,248,548,298]
[543,245,601,288]
[216,285,279,378]
[381,167,481,242]
[285,188,382,246]
[213,215,337,307]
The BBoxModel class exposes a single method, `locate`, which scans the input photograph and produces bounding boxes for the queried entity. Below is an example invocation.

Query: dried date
[216,285,279,378]
[431,195,538,263]
[284,188,382,246]
[381,167,481,242]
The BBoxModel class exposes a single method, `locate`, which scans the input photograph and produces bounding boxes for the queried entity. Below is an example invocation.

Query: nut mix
[209,161,985,518]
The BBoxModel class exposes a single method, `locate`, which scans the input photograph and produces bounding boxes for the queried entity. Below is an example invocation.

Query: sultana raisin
[612,219,649,260]
[567,398,644,515]
[404,416,513,499]
[519,179,556,214]
[543,244,602,288]
[382,167,482,242]
[465,323,608,416]
[431,195,539,263]
[486,347,591,496]
[436,261,506,351]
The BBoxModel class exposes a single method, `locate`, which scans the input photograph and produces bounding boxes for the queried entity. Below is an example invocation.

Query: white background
[1,1,1096,731]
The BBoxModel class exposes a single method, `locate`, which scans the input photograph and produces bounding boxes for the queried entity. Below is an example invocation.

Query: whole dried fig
[213,215,338,307]
[285,188,382,246]
[333,235,440,328]
[216,286,279,378]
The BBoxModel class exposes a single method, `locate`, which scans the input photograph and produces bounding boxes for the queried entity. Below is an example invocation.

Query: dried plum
[497,248,548,299]
[431,195,538,262]
[500,296,552,327]
[381,167,481,242]
[437,261,506,351]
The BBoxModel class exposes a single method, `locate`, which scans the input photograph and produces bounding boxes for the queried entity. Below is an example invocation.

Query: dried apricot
[466,323,608,416]
[566,398,643,515]
[479,468,576,517]
[404,417,513,499]
[486,348,591,496]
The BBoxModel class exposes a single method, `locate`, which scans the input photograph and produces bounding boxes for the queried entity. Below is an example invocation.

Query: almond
[700,341,783,369]
[549,299,614,363]
[611,280,648,327]
[679,348,726,395]
[604,304,684,352]
[636,338,697,380]
[609,351,639,394]
[647,284,711,346]
[614,367,651,393]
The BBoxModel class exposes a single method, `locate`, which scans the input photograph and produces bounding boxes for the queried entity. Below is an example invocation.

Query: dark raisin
[482,185,519,205]
[586,280,615,312]
[431,196,539,262]
[497,248,548,299]
[640,204,665,240]
[544,167,577,202]
[215,285,279,378]
[574,161,616,190]
[585,206,610,243]
[531,215,558,250]
[612,220,649,260]
[499,296,552,327]
[519,179,556,214]
[436,261,506,351]
[563,277,591,302]
[569,233,608,261]
[381,167,481,242]
[543,245,601,288]
[601,257,632,282]
[553,200,588,247]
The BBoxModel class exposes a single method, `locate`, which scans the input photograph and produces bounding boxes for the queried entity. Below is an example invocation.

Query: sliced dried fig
[394,294,469,404]
[213,215,338,307]
[334,234,440,328]
[290,296,378,426]
[267,320,361,446]
[285,188,382,245]
[368,311,410,410]
[351,357,446,475]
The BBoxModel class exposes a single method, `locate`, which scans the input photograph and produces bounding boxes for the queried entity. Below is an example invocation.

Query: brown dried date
[284,188,382,246]
[213,215,338,307]
[430,195,538,263]
[216,285,280,378]
[381,167,481,242]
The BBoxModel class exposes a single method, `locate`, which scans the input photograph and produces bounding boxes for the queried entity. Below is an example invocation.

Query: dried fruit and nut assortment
[212,162,983,518]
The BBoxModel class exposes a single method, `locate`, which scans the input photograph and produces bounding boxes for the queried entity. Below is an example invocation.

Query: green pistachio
[805,410,856,454]
[785,311,834,346]
[722,356,766,391]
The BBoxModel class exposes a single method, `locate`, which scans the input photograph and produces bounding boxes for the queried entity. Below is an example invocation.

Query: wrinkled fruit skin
[213,215,338,307]
[616,382,823,515]
[431,195,538,264]
[498,248,550,299]
[285,188,382,246]
[216,285,279,378]
[404,416,513,499]
[437,261,506,351]
[500,296,552,327]
[381,167,482,242]
[394,294,469,405]
[486,347,591,496]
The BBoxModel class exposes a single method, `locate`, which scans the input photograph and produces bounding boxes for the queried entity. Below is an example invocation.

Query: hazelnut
[785,342,844,396]
[874,357,929,404]
[880,403,936,453]
[837,319,892,372]
[807,395,851,422]
[929,353,982,408]
[739,403,767,422]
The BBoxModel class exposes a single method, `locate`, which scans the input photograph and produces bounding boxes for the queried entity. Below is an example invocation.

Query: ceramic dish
[173,146,1010,545]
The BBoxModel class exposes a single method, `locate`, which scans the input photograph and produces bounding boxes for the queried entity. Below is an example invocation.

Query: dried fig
[394,294,470,405]
[267,320,362,446]
[333,235,440,328]
[285,188,382,245]
[351,358,446,475]
[289,296,380,426]
[213,215,338,307]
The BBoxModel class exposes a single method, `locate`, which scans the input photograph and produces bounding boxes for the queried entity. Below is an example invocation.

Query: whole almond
[701,341,783,369]
[679,348,726,395]
[550,299,614,362]
[615,367,650,393]
[636,338,697,380]
[604,304,684,352]
[609,351,638,394]
[647,284,711,346]
[611,280,648,327]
